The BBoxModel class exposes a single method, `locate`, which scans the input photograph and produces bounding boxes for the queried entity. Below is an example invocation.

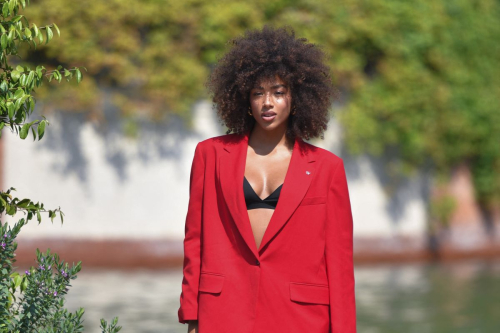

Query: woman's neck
[248,125,293,153]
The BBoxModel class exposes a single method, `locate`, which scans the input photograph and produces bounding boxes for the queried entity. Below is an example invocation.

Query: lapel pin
[306,171,310,175]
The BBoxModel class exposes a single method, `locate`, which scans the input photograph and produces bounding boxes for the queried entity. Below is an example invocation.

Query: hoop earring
[291,105,296,115]
[248,107,253,116]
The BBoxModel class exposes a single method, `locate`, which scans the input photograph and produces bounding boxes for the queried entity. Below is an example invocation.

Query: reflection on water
[356,260,500,333]
[63,260,500,333]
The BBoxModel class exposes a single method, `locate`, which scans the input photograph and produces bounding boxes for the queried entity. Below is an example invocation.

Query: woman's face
[249,76,292,133]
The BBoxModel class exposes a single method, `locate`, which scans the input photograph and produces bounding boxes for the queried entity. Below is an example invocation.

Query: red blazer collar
[218,131,316,258]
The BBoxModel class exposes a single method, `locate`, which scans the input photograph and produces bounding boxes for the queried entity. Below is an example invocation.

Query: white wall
[3,101,427,240]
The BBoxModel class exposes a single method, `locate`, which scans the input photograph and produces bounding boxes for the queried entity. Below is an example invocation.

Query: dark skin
[187,75,293,333]
[187,320,198,333]
[245,75,294,249]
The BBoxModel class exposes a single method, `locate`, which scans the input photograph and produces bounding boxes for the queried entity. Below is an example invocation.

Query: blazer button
[255,259,260,266]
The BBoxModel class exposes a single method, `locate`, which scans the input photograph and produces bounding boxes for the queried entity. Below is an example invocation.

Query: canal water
[63,260,500,333]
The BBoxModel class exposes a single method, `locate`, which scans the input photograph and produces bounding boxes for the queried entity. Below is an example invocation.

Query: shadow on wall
[336,138,431,228]
[38,99,212,184]
[33,96,430,232]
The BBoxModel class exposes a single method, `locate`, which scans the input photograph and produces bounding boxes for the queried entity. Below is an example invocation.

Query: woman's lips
[262,111,276,121]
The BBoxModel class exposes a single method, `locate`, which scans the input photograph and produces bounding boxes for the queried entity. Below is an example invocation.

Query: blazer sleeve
[325,160,357,332]
[178,142,205,324]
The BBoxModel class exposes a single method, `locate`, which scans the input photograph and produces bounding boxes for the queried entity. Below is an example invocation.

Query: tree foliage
[333,0,500,208]
[20,1,500,204]
[0,0,84,140]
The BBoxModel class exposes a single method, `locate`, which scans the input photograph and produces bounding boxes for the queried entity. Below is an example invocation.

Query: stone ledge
[15,238,184,269]
[12,237,500,269]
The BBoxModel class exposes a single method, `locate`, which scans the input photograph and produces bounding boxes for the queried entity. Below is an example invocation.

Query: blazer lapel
[219,131,316,259]
[219,131,259,258]
[258,137,315,253]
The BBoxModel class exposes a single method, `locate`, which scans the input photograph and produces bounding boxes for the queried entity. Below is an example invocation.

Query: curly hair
[207,25,338,141]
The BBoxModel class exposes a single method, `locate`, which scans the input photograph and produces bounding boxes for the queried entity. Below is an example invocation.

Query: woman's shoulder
[300,139,343,167]
[196,133,244,151]
[200,132,242,144]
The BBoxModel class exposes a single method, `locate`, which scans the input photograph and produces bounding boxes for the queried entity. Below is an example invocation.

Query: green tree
[22,0,500,214]
[0,0,120,331]
[331,0,500,210]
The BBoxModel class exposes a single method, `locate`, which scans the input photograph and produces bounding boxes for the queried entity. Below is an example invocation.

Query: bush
[0,1,120,332]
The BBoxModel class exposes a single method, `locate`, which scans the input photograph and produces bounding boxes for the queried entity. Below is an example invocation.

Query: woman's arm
[178,142,205,324]
[325,160,357,332]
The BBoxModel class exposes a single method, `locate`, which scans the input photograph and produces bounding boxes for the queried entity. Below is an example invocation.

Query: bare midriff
[247,208,274,250]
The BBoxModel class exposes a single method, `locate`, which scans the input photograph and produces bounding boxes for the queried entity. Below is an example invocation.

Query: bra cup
[243,176,283,210]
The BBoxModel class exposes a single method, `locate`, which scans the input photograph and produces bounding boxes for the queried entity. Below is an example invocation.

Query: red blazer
[178,131,356,333]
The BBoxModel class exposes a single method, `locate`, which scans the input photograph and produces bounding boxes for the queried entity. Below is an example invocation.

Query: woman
[178,25,356,333]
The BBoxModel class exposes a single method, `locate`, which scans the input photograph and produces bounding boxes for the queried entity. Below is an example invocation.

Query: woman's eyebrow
[253,84,287,89]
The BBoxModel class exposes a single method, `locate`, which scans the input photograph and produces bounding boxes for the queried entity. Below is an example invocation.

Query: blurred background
[1,0,499,332]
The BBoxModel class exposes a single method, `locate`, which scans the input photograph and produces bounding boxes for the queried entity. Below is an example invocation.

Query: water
[355,260,500,333]
[62,260,500,333]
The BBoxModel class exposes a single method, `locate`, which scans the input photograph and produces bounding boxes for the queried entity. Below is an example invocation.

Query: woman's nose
[263,93,273,107]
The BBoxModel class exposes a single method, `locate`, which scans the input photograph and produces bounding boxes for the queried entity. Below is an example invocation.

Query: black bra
[243,176,283,210]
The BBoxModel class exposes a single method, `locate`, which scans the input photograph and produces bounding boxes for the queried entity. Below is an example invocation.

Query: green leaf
[8,0,15,14]
[19,73,27,86]
[24,27,31,38]
[45,26,53,44]
[0,34,7,49]
[19,123,30,139]
[76,68,82,83]
[11,69,20,82]
[21,276,28,292]
[14,88,23,99]
[7,102,14,119]
[36,66,43,78]
[53,23,60,37]
[14,275,22,289]
[29,96,35,112]
[7,203,16,215]
[37,120,46,140]
[26,71,35,87]
[2,3,8,18]
[17,199,30,208]
[32,23,38,37]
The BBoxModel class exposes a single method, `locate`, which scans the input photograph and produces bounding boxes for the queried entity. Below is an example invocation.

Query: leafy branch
[0,187,64,224]
[0,0,121,331]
